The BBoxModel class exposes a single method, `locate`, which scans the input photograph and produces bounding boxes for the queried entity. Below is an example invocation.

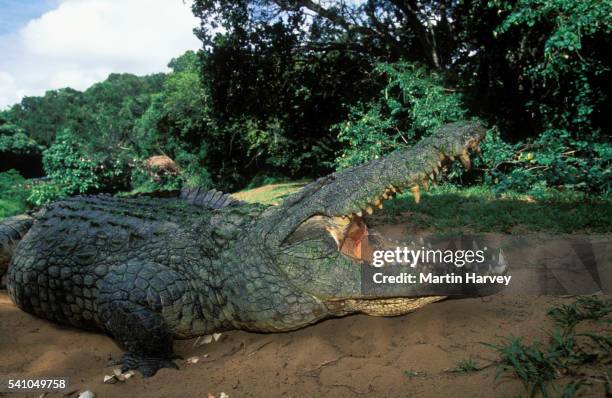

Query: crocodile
[1,121,506,377]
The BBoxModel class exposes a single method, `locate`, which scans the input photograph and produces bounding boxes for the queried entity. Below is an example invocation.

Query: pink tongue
[340,219,372,261]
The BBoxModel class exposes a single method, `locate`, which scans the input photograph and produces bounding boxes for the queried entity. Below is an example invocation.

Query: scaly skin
[0,214,33,287]
[2,121,504,377]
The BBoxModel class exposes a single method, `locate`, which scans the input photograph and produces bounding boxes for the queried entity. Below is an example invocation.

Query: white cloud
[0,0,201,109]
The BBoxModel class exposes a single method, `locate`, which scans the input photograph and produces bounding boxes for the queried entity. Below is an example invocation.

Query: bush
[476,128,611,195]
[335,61,611,196]
[0,170,29,218]
[129,163,182,194]
[174,148,213,189]
[27,182,67,207]
[485,0,612,195]
[0,130,41,157]
[43,129,131,195]
[334,62,468,169]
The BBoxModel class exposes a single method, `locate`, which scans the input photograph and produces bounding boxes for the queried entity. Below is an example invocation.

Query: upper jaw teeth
[458,150,471,170]
[343,143,479,219]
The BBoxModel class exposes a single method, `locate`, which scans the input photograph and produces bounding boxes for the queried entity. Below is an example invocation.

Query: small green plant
[547,296,612,331]
[487,296,611,397]
[453,358,479,373]
[488,337,564,396]
[550,380,588,398]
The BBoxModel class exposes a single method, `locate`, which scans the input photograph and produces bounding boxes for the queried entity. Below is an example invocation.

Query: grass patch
[380,185,612,233]
[233,180,309,205]
[486,296,611,397]
[547,296,612,331]
[0,197,27,218]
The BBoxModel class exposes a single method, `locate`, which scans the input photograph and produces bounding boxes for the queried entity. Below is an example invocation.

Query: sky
[0,0,202,109]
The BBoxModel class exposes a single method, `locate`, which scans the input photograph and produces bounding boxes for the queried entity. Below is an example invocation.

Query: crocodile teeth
[365,206,373,215]
[410,186,421,204]
[389,185,397,193]
[376,202,383,209]
[356,211,363,217]
[421,179,429,192]
[429,173,435,181]
[459,151,471,170]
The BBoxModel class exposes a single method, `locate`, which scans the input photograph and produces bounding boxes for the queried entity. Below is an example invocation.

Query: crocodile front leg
[96,262,208,377]
[103,299,179,376]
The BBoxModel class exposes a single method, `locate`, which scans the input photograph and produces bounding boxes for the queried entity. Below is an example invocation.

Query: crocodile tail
[0,214,34,285]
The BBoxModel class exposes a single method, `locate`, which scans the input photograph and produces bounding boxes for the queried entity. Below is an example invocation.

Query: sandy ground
[1,291,609,398]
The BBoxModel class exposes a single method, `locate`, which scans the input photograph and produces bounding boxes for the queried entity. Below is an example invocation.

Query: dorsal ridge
[179,188,244,209]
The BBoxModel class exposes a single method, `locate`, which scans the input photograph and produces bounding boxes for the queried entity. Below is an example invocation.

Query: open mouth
[319,138,483,263]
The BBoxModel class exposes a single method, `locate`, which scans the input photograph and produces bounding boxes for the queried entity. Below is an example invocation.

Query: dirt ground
[0,291,609,398]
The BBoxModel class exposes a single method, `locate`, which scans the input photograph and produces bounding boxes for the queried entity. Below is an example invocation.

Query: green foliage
[133,51,214,190]
[496,0,611,132]
[477,128,611,195]
[0,131,41,156]
[335,62,467,169]
[3,73,164,159]
[129,158,186,195]
[0,170,29,218]
[0,119,43,178]
[376,63,467,134]
[175,149,213,189]
[477,0,612,195]
[0,122,41,156]
[27,182,67,207]
[3,88,85,146]
[2,0,610,197]
[199,27,375,188]
[43,129,130,195]
[335,104,396,168]
[490,336,570,397]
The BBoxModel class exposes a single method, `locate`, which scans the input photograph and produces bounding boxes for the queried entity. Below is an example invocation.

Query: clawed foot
[115,353,181,377]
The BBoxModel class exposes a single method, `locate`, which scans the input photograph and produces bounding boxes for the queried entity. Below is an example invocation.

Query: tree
[191,0,611,193]
[134,51,214,188]
[0,117,43,177]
